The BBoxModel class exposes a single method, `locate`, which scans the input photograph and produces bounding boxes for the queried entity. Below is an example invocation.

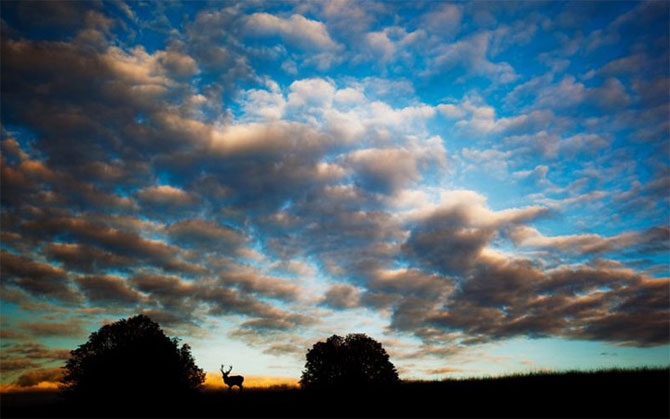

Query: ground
[1,368,668,418]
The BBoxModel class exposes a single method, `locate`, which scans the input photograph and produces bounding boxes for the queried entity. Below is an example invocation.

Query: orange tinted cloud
[0,381,63,393]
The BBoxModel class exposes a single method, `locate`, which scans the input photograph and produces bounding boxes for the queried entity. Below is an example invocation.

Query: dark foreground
[2,368,668,418]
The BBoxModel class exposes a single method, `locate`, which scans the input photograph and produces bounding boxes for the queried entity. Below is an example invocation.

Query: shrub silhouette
[62,314,205,402]
[300,333,399,389]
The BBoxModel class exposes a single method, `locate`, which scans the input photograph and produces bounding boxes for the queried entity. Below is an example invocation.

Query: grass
[1,367,668,418]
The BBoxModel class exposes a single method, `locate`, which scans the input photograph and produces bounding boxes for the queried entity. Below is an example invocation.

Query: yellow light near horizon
[0,373,299,394]
[0,381,62,393]
[203,372,299,389]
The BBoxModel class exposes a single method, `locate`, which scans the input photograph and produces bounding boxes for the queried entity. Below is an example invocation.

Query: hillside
[2,368,668,418]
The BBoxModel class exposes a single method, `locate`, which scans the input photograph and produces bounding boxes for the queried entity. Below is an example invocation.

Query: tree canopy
[300,333,399,389]
[62,314,205,400]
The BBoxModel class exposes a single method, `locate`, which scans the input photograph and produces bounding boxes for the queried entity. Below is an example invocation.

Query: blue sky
[1,1,668,389]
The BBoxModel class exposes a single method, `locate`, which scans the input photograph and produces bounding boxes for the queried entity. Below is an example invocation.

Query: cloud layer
[1,0,668,387]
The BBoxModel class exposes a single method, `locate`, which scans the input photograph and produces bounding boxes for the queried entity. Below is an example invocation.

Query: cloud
[427,257,670,346]
[513,165,549,184]
[429,32,518,83]
[129,272,193,305]
[220,271,304,302]
[584,1,669,52]
[321,284,361,309]
[503,131,610,160]
[490,17,539,56]
[208,121,331,157]
[20,216,203,274]
[317,0,382,37]
[633,78,670,107]
[360,26,427,65]
[127,272,312,331]
[1,137,29,161]
[9,1,95,32]
[462,148,512,175]
[589,78,631,109]
[242,82,287,120]
[1,250,80,302]
[0,342,70,377]
[510,225,670,255]
[3,343,70,360]
[45,243,135,273]
[136,185,194,207]
[425,367,464,375]
[20,320,86,337]
[14,368,66,388]
[1,1,668,383]
[0,155,136,211]
[245,13,340,51]
[451,96,555,135]
[403,214,491,275]
[364,31,396,63]
[534,75,586,108]
[423,3,462,38]
[437,103,465,119]
[156,46,198,79]
[165,219,246,250]
[594,53,648,77]
[368,268,453,301]
[402,190,547,275]
[76,275,143,306]
[344,148,421,194]
[0,358,40,373]
[361,269,455,332]
[287,78,336,108]
[239,313,315,332]
[183,8,254,86]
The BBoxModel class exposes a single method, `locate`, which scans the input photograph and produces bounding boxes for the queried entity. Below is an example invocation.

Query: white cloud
[534,75,586,108]
[403,189,547,228]
[287,78,336,108]
[589,77,631,109]
[533,190,608,210]
[461,147,512,175]
[452,96,554,135]
[365,31,396,63]
[423,3,462,38]
[429,32,518,83]
[333,87,365,105]
[245,13,340,51]
[437,103,465,119]
[513,165,549,183]
[509,225,642,254]
[242,83,286,120]
[362,27,427,64]
[503,130,610,160]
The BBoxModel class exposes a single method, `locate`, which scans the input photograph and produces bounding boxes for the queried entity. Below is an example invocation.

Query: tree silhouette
[300,333,399,389]
[62,314,205,402]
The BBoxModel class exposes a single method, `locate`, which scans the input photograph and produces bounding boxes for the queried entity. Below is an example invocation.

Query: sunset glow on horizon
[1,0,669,393]
[203,373,298,390]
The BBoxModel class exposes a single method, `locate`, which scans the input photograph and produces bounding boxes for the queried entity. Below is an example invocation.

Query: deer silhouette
[220,364,244,390]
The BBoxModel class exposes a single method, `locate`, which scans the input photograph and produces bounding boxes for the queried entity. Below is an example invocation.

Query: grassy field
[1,367,668,418]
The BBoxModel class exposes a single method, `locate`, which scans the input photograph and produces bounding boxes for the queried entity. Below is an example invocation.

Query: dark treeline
[1,367,668,418]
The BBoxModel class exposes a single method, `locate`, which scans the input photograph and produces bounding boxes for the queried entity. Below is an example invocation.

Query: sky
[1,0,669,391]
